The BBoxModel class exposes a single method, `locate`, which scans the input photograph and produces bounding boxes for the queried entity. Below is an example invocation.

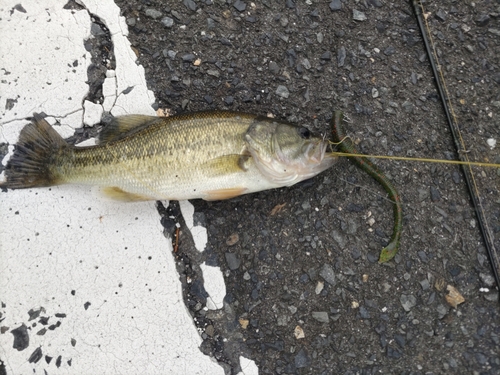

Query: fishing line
[327,150,500,168]
[412,0,499,290]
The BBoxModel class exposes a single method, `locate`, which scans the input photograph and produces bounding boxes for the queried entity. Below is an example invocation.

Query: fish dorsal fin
[98,115,159,144]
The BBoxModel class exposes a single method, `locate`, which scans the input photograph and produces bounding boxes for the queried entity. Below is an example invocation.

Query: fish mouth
[306,139,329,164]
[250,136,336,186]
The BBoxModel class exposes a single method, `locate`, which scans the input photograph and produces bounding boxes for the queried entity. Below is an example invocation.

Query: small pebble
[145,9,163,20]
[182,53,196,62]
[359,306,370,319]
[295,348,311,368]
[479,272,495,287]
[337,46,346,67]
[437,304,448,319]
[276,85,290,98]
[225,252,241,270]
[435,9,447,21]
[353,9,367,21]
[319,264,335,285]
[384,46,396,56]
[430,186,441,202]
[487,138,496,150]
[294,325,305,339]
[161,17,174,28]
[419,279,430,290]
[312,311,329,323]
[233,0,246,12]
[315,281,324,294]
[269,61,280,74]
[329,0,341,11]
[183,0,197,12]
[320,51,331,60]
[400,294,417,311]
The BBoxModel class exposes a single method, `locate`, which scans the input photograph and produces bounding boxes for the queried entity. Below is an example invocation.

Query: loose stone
[329,0,341,11]
[319,264,335,285]
[400,294,417,311]
[276,85,290,98]
[161,17,174,28]
[145,9,163,20]
[312,311,329,323]
[353,10,367,21]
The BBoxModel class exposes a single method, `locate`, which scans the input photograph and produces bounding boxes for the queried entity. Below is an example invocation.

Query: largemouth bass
[1,111,336,201]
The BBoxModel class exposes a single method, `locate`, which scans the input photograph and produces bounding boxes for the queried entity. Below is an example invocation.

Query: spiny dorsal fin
[98,115,159,144]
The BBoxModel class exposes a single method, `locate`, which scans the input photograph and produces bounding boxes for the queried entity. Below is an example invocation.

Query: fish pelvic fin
[2,114,69,189]
[203,187,247,201]
[100,186,156,202]
[202,154,252,176]
[98,115,159,144]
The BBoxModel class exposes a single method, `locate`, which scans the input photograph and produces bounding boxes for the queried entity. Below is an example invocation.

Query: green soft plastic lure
[331,111,402,263]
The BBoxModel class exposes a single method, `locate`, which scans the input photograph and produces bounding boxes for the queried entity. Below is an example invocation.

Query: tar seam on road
[412,0,500,294]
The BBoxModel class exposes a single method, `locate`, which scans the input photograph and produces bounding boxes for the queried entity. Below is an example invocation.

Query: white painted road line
[0,1,229,373]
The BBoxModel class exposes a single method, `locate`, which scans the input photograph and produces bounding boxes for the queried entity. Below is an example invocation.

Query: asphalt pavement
[1,1,499,374]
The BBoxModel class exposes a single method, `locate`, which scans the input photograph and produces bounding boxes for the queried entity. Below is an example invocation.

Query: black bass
[1,111,336,201]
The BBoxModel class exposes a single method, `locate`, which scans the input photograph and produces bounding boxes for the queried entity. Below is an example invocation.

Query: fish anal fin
[101,186,155,202]
[98,115,159,144]
[203,187,247,201]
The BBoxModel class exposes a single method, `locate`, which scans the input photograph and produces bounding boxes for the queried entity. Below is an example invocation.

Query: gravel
[114,0,500,373]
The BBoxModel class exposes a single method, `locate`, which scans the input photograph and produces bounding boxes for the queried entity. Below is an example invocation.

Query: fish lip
[308,140,327,164]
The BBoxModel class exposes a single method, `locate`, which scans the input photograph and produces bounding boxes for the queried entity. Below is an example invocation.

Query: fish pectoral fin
[101,186,156,202]
[202,154,252,176]
[203,187,247,201]
[98,115,159,144]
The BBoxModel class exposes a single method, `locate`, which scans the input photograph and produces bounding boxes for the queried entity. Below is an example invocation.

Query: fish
[0,111,336,201]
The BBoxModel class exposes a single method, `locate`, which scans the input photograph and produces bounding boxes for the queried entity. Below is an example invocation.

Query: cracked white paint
[200,263,226,310]
[82,0,156,116]
[179,200,226,311]
[83,100,103,126]
[179,200,208,252]
[0,1,224,374]
[238,356,259,375]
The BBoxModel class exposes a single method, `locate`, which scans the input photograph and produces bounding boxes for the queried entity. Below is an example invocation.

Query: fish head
[245,119,337,186]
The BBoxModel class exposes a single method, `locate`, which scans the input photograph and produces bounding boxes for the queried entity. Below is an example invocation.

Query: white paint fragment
[0,1,223,374]
[238,356,259,375]
[201,262,227,310]
[179,200,208,252]
[486,138,496,150]
[83,100,104,126]
[102,75,118,111]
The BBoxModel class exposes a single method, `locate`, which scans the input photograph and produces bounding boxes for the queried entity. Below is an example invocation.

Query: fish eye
[298,127,311,139]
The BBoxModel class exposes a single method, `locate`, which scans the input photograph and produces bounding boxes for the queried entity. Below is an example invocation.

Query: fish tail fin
[1,114,69,189]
